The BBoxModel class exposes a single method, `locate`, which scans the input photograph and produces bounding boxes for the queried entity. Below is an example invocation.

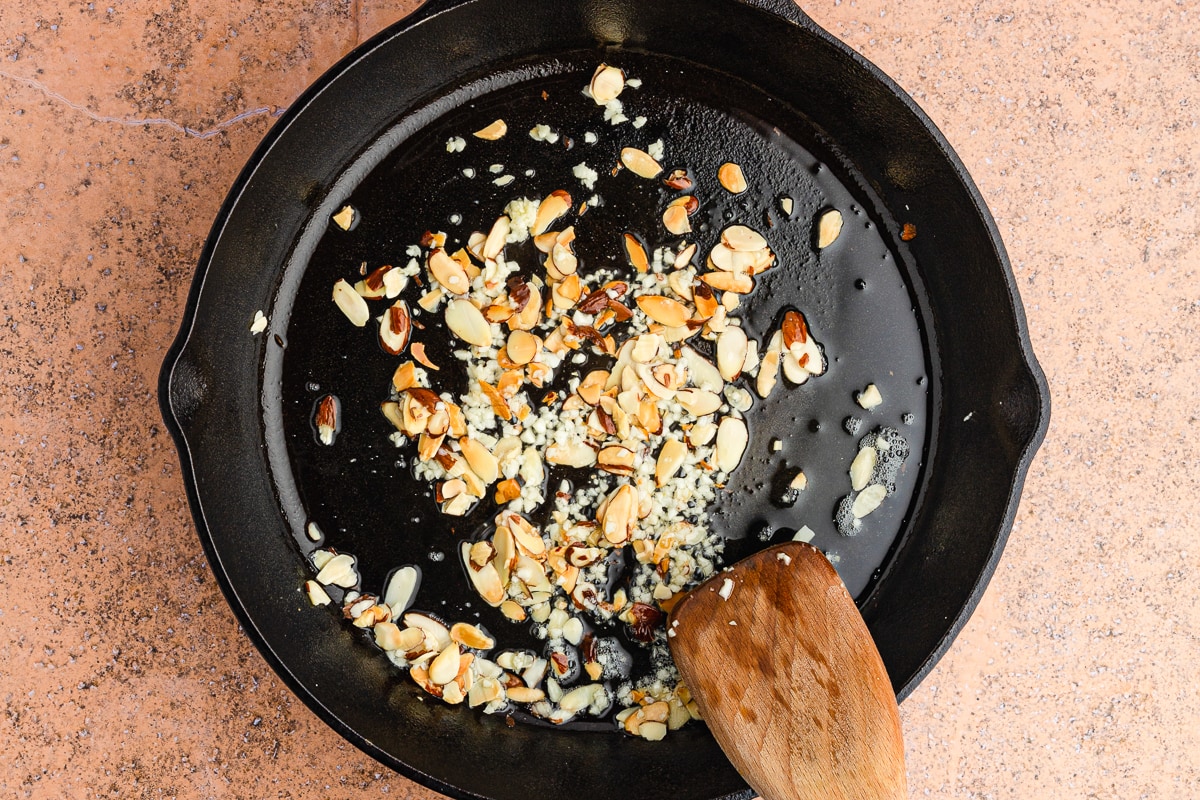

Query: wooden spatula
[668,541,906,800]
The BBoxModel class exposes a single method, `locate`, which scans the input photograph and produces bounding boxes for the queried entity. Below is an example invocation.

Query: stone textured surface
[1,1,1195,798]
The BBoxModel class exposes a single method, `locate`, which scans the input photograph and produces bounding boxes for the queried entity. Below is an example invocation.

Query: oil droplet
[808,419,822,433]
[855,279,867,290]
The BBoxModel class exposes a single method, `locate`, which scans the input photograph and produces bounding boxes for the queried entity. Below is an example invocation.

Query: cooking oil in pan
[278,52,929,724]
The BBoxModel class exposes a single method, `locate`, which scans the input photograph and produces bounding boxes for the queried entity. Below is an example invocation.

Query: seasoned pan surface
[161,1,1048,798]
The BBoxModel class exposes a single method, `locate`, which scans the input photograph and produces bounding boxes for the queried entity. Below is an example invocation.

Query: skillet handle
[732,0,815,26]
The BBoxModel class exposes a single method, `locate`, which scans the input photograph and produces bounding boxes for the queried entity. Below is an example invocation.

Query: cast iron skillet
[159,1,1049,798]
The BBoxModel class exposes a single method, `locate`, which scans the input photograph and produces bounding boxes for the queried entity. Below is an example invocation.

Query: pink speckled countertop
[2,1,1196,797]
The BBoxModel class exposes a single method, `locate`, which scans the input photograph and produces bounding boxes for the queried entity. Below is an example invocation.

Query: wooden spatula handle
[668,542,906,800]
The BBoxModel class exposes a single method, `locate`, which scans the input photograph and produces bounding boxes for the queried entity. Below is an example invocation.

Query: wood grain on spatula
[668,541,905,800]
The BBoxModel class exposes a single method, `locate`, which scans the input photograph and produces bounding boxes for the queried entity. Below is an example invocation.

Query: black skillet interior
[160,1,1049,799]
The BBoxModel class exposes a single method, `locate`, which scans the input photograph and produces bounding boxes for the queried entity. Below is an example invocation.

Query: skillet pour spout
[160,1,1050,799]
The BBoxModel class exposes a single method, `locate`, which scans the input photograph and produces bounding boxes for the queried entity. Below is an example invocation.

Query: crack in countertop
[0,70,288,140]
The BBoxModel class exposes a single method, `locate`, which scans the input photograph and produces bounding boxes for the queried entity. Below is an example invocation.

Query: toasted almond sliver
[715,416,749,473]
[473,119,508,140]
[716,326,749,381]
[445,298,493,347]
[483,215,511,261]
[662,203,692,236]
[578,370,609,405]
[590,64,625,104]
[506,330,541,366]
[332,205,356,231]
[600,484,636,544]
[852,484,888,518]
[545,441,597,468]
[429,643,462,685]
[655,438,687,487]
[411,342,440,371]
[392,361,417,392]
[620,147,663,179]
[597,445,637,476]
[700,271,754,294]
[532,190,572,236]
[850,445,878,492]
[429,249,470,295]
[403,611,452,651]
[636,295,689,328]
[718,162,748,194]
[817,208,844,249]
[460,436,500,484]
[624,234,650,273]
[304,580,331,606]
[506,686,546,704]
[499,600,527,622]
[451,622,496,650]
[383,566,421,616]
[721,224,768,252]
[315,553,357,588]
[379,300,412,355]
[506,513,546,557]
[756,349,781,398]
[333,279,370,326]
[675,387,722,416]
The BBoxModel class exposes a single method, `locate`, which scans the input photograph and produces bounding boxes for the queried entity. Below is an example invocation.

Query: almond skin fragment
[473,119,508,140]
[620,147,663,179]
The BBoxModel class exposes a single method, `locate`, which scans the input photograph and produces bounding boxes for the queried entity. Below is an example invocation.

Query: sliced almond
[679,346,723,392]
[461,543,505,607]
[721,224,768,252]
[473,119,508,140]
[429,249,471,295]
[315,553,357,588]
[383,566,421,616]
[590,64,626,104]
[391,361,417,392]
[782,349,811,385]
[675,387,722,416]
[577,370,609,406]
[315,395,338,445]
[510,285,542,331]
[429,643,462,685]
[403,611,452,652]
[499,600,527,622]
[636,295,689,328]
[451,622,496,651]
[756,349,781,398]
[620,147,663,179]
[699,271,754,294]
[333,279,370,326]
[716,326,749,381]
[532,190,572,236]
[597,445,637,476]
[460,437,500,484]
[614,232,650,275]
[304,580,331,606]
[600,484,636,545]
[379,300,412,355]
[816,208,843,249]
[445,298,492,347]
[852,484,887,518]
[483,215,511,261]
[662,199,693,236]
[506,686,546,704]
[545,441,597,468]
[506,513,546,557]
[717,162,748,194]
[850,445,878,492]
[715,416,749,473]
[506,330,541,366]
[655,439,687,487]
[373,622,407,651]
